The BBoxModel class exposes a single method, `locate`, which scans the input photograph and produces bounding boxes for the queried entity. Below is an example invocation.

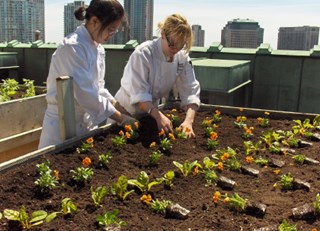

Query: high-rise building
[0,0,45,43]
[113,0,153,45]
[221,18,264,48]
[64,1,87,37]
[192,25,205,47]
[277,26,319,50]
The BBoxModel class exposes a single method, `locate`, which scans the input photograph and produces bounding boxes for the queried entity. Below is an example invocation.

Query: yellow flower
[119,130,124,136]
[210,132,218,141]
[223,197,230,203]
[82,157,92,167]
[221,152,230,161]
[149,142,156,148]
[213,191,221,203]
[169,133,176,140]
[172,108,177,113]
[217,162,224,171]
[140,194,152,205]
[125,132,131,139]
[53,170,60,181]
[239,108,244,112]
[215,110,221,115]
[124,125,132,132]
[134,121,139,129]
[264,111,270,116]
[86,137,94,144]
[273,169,281,175]
[158,129,165,137]
[245,156,254,164]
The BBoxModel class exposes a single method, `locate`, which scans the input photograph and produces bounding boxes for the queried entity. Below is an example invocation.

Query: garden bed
[0,105,320,230]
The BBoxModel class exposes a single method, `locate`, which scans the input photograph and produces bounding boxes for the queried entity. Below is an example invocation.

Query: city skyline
[45,0,320,48]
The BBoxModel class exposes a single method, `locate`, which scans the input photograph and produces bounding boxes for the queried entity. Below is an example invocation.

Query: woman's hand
[156,112,173,134]
[179,120,195,138]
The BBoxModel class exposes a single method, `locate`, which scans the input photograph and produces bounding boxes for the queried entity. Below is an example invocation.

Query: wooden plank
[56,76,76,141]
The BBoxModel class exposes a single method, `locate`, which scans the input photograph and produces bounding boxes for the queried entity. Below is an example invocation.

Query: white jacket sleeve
[122,48,153,105]
[53,44,116,124]
[175,56,201,109]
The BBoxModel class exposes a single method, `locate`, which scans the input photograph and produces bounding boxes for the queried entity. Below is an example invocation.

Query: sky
[45,0,320,48]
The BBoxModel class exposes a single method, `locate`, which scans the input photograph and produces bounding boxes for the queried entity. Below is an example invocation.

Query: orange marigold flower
[82,157,92,167]
[119,130,124,136]
[239,108,244,112]
[53,170,60,181]
[140,194,152,205]
[213,124,219,129]
[86,137,94,144]
[246,156,254,164]
[125,132,131,139]
[282,149,287,156]
[172,108,177,113]
[273,169,281,175]
[149,142,156,148]
[257,117,262,122]
[193,166,199,176]
[169,133,176,140]
[210,132,218,141]
[215,110,221,115]
[221,152,230,161]
[311,228,317,231]
[185,127,191,133]
[158,129,165,137]
[124,125,132,132]
[213,191,221,203]
[217,162,224,171]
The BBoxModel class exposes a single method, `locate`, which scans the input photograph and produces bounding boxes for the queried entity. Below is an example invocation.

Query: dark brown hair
[74,0,126,34]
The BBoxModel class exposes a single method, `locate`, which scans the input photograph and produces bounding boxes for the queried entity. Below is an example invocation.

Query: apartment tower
[277,26,319,50]
[192,25,205,47]
[0,0,45,43]
[64,1,87,37]
[221,18,264,48]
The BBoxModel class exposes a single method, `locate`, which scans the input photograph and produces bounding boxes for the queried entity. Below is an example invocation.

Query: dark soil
[1,106,320,231]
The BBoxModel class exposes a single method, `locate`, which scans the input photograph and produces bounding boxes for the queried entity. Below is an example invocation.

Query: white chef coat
[38,24,116,149]
[114,37,200,115]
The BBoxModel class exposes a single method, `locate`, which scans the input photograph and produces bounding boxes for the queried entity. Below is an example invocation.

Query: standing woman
[114,14,201,137]
[38,0,136,149]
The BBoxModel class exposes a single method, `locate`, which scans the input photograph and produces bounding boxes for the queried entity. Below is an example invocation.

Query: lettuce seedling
[128,171,162,193]
[111,175,134,201]
[46,198,77,222]
[91,186,108,207]
[96,209,126,229]
[3,206,47,229]
[173,160,202,177]
[150,199,172,215]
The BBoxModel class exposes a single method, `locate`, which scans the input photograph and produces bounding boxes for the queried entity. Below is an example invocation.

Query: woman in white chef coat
[38,0,137,149]
[114,14,201,137]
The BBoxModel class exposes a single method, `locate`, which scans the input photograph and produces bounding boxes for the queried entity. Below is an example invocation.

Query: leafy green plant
[166,109,181,127]
[157,170,175,189]
[312,193,320,214]
[279,173,294,190]
[173,160,202,177]
[243,140,263,155]
[207,132,219,150]
[128,171,162,193]
[111,132,127,147]
[150,199,172,215]
[34,160,59,193]
[111,175,134,201]
[96,209,126,229]
[0,78,19,102]
[22,78,35,98]
[174,127,187,139]
[212,110,222,123]
[91,186,108,207]
[46,198,77,222]
[149,150,163,166]
[98,151,112,167]
[257,111,270,127]
[3,206,47,230]
[278,219,297,231]
[159,137,172,151]
[242,126,254,139]
[227,193,248,212]
[76,137,94,153]
[254,156,269,166]
[291,154,306,165]
[70,166,94,183]
[234,115,247,128]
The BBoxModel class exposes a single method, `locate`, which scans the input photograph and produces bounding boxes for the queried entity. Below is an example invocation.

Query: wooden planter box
[0,104,317,172]
[0,87,46,163]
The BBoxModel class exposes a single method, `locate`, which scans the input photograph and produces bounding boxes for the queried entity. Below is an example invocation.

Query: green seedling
[128,171,162,193]
[111,175,134,201]
[173,160,202,177]
[46,198,77,222]
[91,186,108,207]
[96,209,126,229]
